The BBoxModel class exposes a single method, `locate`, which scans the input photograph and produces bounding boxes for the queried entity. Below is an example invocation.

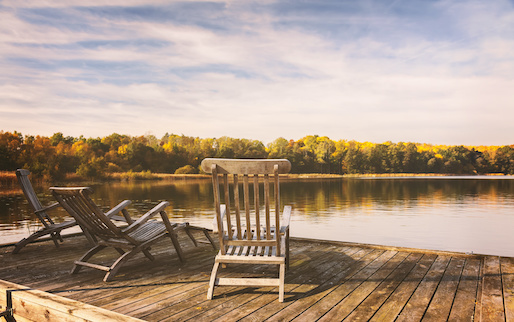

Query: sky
[1,0,513,146]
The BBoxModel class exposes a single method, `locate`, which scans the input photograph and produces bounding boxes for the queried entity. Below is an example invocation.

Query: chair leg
[49,231,61,248]
[184,224,199,247]
[142,248,155,261]
[13,229,55,254]
[71,245,106,274]
[82,228,97,246]
[203,230,216,250]
[12,235,37,254]
[185,225,217,250]
[187,231,198,247]
[168,231,185,263]
[207,261,220,300]
[104,248,139,282]
[56,231,64,242]
[279,263,286,303]
[286,231,290,271]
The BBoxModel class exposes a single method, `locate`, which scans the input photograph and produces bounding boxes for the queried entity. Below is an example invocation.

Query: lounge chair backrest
[50,186,215,282]
[13,169,93,253]
[201,158,291,256]
[16,169,48,223]
[51,187,123,241]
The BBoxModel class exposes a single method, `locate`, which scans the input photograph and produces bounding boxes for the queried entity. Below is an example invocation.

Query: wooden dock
[1,233,513,321]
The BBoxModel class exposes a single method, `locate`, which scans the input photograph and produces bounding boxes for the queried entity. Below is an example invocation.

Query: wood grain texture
[205,158,292,302]
[1,235,512,321]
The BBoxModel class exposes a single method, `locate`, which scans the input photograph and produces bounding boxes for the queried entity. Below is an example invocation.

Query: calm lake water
[1,176,514,257]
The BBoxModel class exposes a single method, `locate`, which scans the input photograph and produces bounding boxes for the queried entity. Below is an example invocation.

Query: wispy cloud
[0,0,513,145]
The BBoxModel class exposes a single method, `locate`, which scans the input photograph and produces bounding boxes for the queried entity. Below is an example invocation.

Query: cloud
[0,0,513,145]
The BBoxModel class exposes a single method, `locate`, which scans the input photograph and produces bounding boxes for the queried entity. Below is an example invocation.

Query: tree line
[1,131,513,180]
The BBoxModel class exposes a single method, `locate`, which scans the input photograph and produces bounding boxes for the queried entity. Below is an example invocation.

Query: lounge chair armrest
[123,201,170,233]
[34,202,60,214]
[280,205,292,234]
[105,200,132,221]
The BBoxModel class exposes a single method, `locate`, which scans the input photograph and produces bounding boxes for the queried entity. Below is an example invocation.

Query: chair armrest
[34,202,60,214]
[280,205,292,234]
[212,204,226,233]
[105,200,132,222]
[105,200,131,218]
[123,201,170,234]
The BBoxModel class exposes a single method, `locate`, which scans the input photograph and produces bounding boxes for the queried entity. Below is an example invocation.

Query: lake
[1,176,514,257]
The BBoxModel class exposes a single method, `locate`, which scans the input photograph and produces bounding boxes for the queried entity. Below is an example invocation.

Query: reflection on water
[282,178,514,257]
[1,177,514,257]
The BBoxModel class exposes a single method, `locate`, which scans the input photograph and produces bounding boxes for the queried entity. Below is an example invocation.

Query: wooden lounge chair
[13,169,95,254]
[201,158,292,302]
[50,187,215,282]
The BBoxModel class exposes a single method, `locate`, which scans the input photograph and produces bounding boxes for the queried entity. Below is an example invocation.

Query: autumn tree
[1,131,512,178]
[0,131,23,171]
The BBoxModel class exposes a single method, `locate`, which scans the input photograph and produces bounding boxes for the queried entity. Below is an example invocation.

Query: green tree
[367,143,389,173]
[76,156,106,179]
[494,146,514,174]
[313,136,335,173]
[50,132,75,146]
[267,137,289,158]
[331,140,348,174]
[401,143,426,173]
[343,141,366,174]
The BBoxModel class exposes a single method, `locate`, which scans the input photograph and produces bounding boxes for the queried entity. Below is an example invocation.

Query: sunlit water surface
[1,176,514,257]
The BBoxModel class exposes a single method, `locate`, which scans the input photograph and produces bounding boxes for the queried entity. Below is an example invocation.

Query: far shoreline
[1,171,513,188]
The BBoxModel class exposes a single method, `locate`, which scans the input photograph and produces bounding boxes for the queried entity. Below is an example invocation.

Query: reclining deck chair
[50,187,215,282]
[201,158,292,302]
[13,169,95,254]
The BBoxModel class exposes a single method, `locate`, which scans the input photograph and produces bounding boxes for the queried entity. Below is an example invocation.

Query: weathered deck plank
[237,247,375,322]
[141,242,326,321]
[369,253,437,321]
[214,246,359,322]
[308,250,397,322]
[161,243,340,321]
[447,258,481,321]
[317,251,410,321]
[421,257,466,321]
[481,256,506,320]
[501,256,514,322]
[266,248,384,321]
[343,252,424,321]
[395,255,451,321]
[1,235,513,321]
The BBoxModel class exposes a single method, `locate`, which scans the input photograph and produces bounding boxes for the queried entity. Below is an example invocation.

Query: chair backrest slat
[16,169,69,234]
[223,174,232,240]
[16,169,47,221]
[264,174,271,239]
[233,174,242,239]
[274,165,281,255]
[243,175,251,240]
[51,187,123,240]
[201,158,291,256]
[253,175,260,241]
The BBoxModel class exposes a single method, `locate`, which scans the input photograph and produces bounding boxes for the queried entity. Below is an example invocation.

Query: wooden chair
[13,169,95,254]
[201,158,292,302]
[50,186,215,282]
